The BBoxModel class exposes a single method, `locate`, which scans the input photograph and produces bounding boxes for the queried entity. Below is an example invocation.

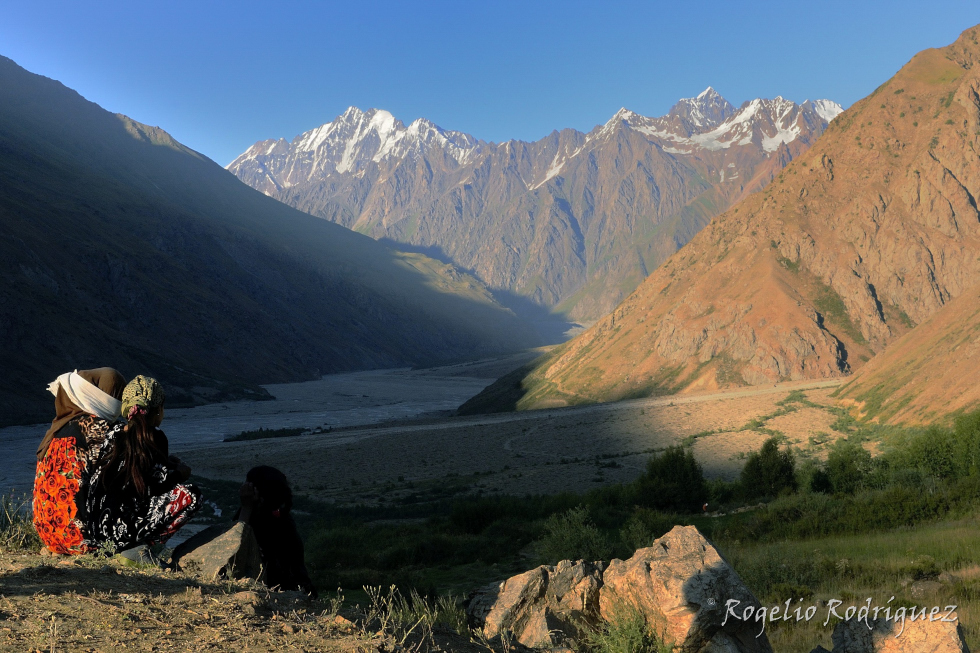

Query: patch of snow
[530,151,566,189]
[810,99,844,123]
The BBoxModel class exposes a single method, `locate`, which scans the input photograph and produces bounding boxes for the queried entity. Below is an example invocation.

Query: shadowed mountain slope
[0,56,536,425]
[465,24,980,412]
[229,91,840,321]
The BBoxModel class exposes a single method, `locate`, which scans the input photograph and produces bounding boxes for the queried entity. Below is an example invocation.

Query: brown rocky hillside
[837,280,980,424]
[477,25,980,410]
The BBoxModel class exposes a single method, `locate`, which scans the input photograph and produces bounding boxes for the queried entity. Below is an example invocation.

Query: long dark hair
[99,408,165,495]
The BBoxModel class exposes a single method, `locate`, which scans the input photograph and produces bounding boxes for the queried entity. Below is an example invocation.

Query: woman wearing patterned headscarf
[33,367,127,555]
[85,375,201,554]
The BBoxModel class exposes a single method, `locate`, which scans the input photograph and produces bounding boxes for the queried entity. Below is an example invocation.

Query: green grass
[725,517,980,652]
[812,282,866,345]
[584,601,674,653]
[0,491,41,551]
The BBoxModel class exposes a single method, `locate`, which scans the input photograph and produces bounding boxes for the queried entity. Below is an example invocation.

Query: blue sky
[3,1,979,165]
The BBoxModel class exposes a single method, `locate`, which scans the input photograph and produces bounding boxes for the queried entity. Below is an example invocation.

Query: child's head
[245,465,293,516]
[121,375,165,425]
[102,375,167,494]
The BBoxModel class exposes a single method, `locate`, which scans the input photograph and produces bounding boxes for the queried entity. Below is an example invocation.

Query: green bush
[634,446,707,512]
[618,508,677,552]
[584,602,673,653]
[741,437,797,499]
[809,468,833,493]
[826,440,872,494]
[538,506,611,563]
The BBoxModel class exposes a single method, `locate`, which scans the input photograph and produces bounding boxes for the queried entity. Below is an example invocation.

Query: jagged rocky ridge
[463,24,980,412]
[229,90,841,320]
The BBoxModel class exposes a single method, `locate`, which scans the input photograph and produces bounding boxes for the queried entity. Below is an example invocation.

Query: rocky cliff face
[229,90,840,320]
[470,25,980,411]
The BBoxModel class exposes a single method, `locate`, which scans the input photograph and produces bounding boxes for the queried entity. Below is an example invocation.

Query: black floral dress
[85,425,200,551]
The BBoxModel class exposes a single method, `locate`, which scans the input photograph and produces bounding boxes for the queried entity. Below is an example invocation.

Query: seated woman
[237,465,316,597]
[85,375,200,553]
[34,367,127,555]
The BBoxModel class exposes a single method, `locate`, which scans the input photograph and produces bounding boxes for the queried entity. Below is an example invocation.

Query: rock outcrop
[171,522,263,581]
[467,559,605,649]
[466,526,771,653]
[600,526,772,653]
[828,610,969,653]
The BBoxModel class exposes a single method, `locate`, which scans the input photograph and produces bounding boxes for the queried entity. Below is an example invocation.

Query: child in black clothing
[236,465,317,597]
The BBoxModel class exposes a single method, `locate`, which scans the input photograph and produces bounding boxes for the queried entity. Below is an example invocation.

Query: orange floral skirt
[33,438,87,554]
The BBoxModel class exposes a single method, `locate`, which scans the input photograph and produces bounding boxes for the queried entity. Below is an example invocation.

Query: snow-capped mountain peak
[229,107,483,183]
[804,99,845,123]
[601,93,842,156]
[669,87,736,130]
[228,91,842,196]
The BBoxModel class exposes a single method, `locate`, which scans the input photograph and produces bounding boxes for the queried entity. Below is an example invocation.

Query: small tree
[634,446,707,513]
[825,440,872,494]
[740,437,797,499]
[538,506,611,562]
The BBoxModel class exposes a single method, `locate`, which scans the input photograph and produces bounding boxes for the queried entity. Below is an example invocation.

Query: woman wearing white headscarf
[33,368,126,555]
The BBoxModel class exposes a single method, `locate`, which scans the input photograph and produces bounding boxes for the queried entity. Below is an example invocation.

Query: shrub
[953,411,980,477]
[634,446,707,512]
[584,601,673,653]
[618,508,677,553]
[826,440,872,494]
[538,506,611,563]
[741,437,797,499]
[809,468,833,494]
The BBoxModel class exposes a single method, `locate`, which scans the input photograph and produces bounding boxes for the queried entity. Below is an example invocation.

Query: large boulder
[171,521,263,581]
[599,525,773,653]
[467,559,605,648]
[830,610,969,653]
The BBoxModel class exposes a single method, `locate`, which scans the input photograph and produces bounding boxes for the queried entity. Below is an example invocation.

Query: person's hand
[239,481,260,508]
[169,455,192,480]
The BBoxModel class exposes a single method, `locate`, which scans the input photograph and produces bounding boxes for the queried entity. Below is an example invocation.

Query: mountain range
[462,24,980,421]
[0,56,535,426]
[229,90,842,321]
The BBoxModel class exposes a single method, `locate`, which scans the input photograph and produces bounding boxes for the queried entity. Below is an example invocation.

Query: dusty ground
[176,379,845,507]
[1,351,854,509]
[0,548,485,653]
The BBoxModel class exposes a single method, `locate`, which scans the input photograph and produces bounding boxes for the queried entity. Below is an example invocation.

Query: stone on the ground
[467,559,605,648]
[910,580,944,599]
[599,525,773,653]
[830,611,969,653]
[171,521,263,581]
